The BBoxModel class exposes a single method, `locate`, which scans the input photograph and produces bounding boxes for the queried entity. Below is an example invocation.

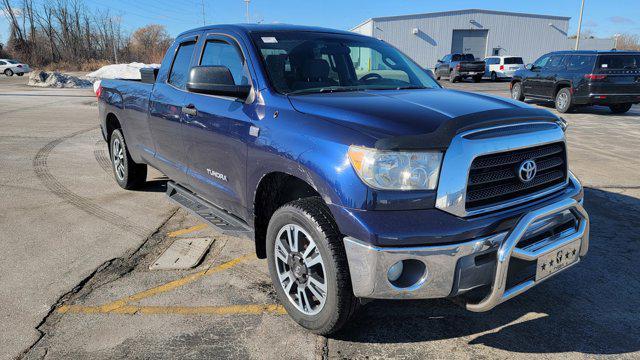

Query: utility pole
[201,0,206,26]
[244,0,250,23]
[575,0,585,50]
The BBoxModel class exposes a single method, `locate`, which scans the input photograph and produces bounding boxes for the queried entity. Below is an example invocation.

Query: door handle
[181,104,197,117]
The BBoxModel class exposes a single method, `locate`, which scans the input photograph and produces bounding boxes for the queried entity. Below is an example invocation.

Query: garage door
[451,30,488,60]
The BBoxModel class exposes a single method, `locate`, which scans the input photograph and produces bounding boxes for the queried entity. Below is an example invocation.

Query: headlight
[348,145,442,190]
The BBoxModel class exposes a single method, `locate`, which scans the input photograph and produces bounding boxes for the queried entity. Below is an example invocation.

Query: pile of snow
[86,62,159,80]
[28,71,92,88]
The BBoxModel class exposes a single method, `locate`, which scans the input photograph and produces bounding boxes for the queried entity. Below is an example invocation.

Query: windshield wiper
[367,85,429,91]
[288,86,365,95]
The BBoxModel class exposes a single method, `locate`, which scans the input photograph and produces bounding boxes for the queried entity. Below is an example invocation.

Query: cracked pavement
[1,75,639,359]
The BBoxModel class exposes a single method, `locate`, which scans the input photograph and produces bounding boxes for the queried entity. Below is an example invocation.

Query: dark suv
[510,50,640,113]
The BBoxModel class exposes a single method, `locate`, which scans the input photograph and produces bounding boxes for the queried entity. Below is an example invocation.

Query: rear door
[148,34,199,184]
[182,33,255,218]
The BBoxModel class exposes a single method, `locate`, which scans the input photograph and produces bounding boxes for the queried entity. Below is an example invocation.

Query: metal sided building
[351,9,613,69]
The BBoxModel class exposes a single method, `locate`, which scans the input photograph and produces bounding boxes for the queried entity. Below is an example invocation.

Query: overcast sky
[2,0,639,44]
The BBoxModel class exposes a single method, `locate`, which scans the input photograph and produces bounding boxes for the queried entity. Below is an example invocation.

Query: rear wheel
[4,69,13,76]
[449,71,457,83]
[555,87,573,113]
[17,72,23,77]
[109,129,147,189]
[266,197,358,335]
[511,82,525,101]
[609,103,632,114]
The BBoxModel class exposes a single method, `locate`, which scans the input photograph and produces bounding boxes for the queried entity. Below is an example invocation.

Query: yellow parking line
[58,304,286,315]
[97,253,255,313]
[167,223,208,237]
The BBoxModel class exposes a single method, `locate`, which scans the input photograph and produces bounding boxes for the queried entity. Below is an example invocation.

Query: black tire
[609,103,632,114]
[436,75,441,80]
[449,71,457,83]
[555,87,573,113]
[4,69,13,76]
[109,129,147,189]
[490,71,497,82]
[473,75,482,83]
[17,72,23,77]
[266,197,358,335]
[511,81,525,101]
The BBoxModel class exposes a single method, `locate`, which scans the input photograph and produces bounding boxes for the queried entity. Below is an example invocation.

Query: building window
[492,48,501,56]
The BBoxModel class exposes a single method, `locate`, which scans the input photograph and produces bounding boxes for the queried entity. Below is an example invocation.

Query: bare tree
[128,24,173,63]
[616,33,640,51]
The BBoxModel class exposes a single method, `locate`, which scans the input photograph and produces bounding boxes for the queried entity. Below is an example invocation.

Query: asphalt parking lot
[1,74,639,359]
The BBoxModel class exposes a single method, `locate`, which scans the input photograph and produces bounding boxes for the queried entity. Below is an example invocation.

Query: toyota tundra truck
[97,24,589,335]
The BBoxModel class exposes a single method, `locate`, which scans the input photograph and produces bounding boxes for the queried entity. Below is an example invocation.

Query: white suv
[483,56,524,81]
[0,59,30,76]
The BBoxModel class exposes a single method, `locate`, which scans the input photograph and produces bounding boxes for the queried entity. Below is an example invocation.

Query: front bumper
[343,191,589,311]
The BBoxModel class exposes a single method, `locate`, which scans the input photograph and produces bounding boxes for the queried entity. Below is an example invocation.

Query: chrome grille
[465,143,567,210]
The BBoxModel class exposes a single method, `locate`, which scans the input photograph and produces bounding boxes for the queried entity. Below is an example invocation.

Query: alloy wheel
[112,137,125,181]
[274,224,327,315]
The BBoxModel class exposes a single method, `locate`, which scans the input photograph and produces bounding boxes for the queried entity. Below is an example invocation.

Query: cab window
[200,40,250,85]
[168,41,196,89]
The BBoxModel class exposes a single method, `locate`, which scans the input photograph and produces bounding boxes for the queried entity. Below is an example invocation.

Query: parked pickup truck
[435,53,486,83]
[98,24,590,335]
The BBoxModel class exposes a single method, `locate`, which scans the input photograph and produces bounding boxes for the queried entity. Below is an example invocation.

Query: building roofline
[350,19,373,31]
[362,8,571,23]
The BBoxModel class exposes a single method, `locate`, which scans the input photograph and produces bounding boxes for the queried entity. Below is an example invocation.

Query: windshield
[251,31,439,95]
[596,54,640,70]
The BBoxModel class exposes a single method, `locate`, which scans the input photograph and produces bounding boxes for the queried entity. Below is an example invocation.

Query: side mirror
[436,59,443,63]
[186,65,251,100]
[525,64,534,70]
[424,68,436,78]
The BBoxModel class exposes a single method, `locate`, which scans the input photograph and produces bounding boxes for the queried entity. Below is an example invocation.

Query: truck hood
[288,88,559,149]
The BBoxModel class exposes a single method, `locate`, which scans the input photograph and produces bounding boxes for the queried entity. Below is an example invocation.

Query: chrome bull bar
[466,197,589,312]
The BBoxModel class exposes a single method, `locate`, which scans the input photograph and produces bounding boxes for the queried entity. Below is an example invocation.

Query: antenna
[201,0,206,26]
[244,0,250,23]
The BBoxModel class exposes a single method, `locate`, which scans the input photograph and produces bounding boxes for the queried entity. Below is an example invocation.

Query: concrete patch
[150,237,213,270]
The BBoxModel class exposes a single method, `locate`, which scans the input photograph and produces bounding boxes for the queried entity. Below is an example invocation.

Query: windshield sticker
[261,37,278,43]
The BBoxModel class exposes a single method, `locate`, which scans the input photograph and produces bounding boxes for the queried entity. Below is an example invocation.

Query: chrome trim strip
[436,122,568,217]
[466,197,589,312]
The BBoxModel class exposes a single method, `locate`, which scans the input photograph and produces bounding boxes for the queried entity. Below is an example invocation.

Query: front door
[539,55,566,98]
[524,55,550,96]
[148,35,199,184]
[182,33,255,218]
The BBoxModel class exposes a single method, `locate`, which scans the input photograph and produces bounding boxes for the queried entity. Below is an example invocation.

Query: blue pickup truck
[98,24,590,334]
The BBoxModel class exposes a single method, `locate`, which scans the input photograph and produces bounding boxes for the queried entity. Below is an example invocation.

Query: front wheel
[555,88,573,113]
[609,103,632,114]
[266,197,358,335]
[490,71,498,82]
[109,129,147,189]
[511,82,525,101]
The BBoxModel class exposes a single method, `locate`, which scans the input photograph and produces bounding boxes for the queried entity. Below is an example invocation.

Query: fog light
[387,261,404,282]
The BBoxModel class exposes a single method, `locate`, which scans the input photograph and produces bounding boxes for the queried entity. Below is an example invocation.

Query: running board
[166,181,253,236]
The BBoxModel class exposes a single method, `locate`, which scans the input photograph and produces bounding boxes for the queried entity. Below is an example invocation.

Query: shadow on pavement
[334,188,640,356]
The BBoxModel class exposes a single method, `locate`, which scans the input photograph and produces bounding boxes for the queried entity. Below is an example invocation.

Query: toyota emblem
[518,159,537,182]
